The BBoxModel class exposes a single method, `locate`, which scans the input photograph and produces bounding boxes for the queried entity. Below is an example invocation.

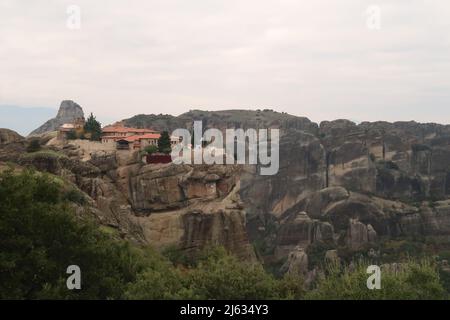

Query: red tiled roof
[137,133,161,140]
[102,126,158,134]
[124,135,140,142]
[124,133,161,142]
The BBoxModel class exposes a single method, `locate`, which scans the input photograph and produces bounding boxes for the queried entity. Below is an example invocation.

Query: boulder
[281,246,309,276]
[325,249,340,264]
[275,211,334,259]
[346,219,369,250]
[0,128,23,144]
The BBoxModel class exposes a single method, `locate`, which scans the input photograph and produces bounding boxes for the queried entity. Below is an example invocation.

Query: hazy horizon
[1,1,450,127]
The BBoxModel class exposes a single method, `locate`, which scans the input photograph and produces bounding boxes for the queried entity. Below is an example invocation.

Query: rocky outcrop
[275,211,334,258]
[7,109,450,273]
[269,185,450,266]
[241,129,327,245]
[232,117,450,271]
[280,246,309,276]
[320,120,450,201]
[0,128,23,144]
[346,219,377,250]
[325,249,340,264]
[117,162,255,260]
[30,100,84,135]
[7,144,256,260]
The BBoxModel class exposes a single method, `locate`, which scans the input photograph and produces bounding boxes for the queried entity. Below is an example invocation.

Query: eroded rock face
[4,142,256,259]
[67,119,450,270]
[346,219,375,250]
[121,113,450,268]
[121,163,255,259]
[275,211,334,258]
[239,118,450,269]
[122,163,240,214]
[6,110,450,272]
[137,207,255,261]
[269,187,450,264]
[120,162,256,258]
[30,100,84,135]
[321,120,450,201]
[79,156,255,259]
[241,129,327,244]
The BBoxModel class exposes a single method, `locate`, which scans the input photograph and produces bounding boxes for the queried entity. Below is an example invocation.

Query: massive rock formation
[64,113,450,270]
[5,109,450,273]
[111,160,256,260]
[239,117,450,272]
[29,100,84,135]
[4,144,256,260]
[124,109,318,134]
[126,111,450,270]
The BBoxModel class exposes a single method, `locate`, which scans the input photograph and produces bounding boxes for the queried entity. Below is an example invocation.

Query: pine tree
[158,131,171,154]
[83,113,102,141]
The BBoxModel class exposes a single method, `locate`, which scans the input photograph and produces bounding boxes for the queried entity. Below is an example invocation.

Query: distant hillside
[124,109,318,134]
[0,105,56,136]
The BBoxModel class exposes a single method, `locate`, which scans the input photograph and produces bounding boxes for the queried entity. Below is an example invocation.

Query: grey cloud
[0,0,449,124]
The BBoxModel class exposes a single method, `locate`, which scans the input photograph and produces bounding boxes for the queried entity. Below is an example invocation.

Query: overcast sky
[1,0,450,124]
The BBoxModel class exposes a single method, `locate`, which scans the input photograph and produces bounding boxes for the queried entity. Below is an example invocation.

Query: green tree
[126,246,307,300]
[125,268,196,300]
[158,131,171,154]
[83,113,102,141]
[144,145,158,155]
[0,169,157,299]
[276,273,306,299]
[185,247,279,300]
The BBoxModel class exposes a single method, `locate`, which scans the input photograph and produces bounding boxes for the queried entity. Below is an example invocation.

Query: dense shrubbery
[306,260,446,300]
[143,145,159,155]
[126,247,306,300]
[0,169,153,299]
[0,169,448,300]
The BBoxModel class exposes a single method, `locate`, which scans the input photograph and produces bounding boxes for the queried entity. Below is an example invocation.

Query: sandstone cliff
[239,117,450,274]
[1,143,256,260]
[4,110,450,275]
